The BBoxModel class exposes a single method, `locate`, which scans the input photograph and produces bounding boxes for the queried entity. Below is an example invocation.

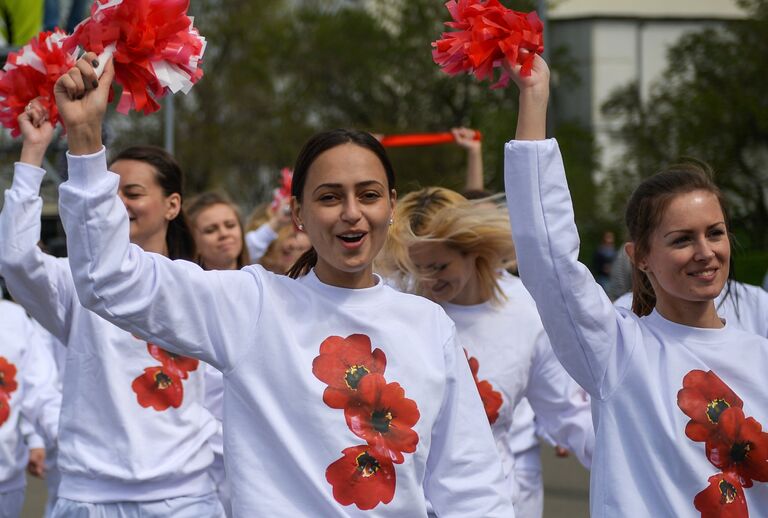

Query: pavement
[21,444,591,517]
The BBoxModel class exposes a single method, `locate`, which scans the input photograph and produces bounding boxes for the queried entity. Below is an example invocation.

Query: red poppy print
[313,334,387,409]
[326,445,396,510]
[0,391,10,427]
[466,351,503,425]
[147,343,199,379]
[0,357,18,395]
[694,471,749,518]
[131,366,184,411]
[678,370,744,442]
[706,407,768,488]
[345,374,420,464]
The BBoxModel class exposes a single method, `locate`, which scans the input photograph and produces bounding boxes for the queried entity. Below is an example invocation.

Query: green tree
[601,0,768,249]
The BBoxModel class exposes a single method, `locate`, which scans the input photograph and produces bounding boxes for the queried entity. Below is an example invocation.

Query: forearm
[464,148,484,192]
[515,87,548,141]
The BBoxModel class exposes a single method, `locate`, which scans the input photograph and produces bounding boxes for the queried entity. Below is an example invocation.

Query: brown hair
[185,191,251,269]
[625,159,733,316]
[381,187,516,304]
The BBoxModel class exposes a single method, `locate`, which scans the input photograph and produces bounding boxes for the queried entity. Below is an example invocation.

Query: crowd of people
[0,48,766,518]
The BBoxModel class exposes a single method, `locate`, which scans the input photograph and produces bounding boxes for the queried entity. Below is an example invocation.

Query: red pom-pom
[270,168,294,212]
[431,0,544,89]
[0,30,76,137]
[63,0,206,115]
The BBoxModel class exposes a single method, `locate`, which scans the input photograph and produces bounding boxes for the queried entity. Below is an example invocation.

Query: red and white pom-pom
[432,0,544,89]
[270,168,293,212]
[63,0,206,115]
[0,29,77,136]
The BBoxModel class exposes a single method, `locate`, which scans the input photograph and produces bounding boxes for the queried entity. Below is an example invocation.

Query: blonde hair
[379,187,516,304]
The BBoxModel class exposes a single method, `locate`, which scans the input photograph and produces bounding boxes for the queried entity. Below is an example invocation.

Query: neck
[654,297,723,329]
[450,274,488,306]
[134,235,169,257]
[314,261,377,289]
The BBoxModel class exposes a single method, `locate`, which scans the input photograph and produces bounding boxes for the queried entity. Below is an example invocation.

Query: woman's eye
[361,191,382,201]
[709,229,726,238]
[671,236,690,246]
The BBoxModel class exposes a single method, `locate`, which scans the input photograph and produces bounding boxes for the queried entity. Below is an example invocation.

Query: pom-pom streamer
[431,0,544,89]
[63,0,206,115]
[0,30,77,136]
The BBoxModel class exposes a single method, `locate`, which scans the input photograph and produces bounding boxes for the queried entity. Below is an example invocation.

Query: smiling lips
[337,231,367,250]
[688,267,718,281]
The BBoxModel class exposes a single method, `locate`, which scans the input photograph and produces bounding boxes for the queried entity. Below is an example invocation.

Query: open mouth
[337,232,367,247]
[688,268,718,279]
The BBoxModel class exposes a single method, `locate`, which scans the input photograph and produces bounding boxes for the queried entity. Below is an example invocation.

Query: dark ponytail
[110,146,196,261]
[286,129,396,279]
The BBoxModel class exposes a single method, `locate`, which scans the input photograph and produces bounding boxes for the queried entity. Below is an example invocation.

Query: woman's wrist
[66,123,103,156]
[19,144,48,167]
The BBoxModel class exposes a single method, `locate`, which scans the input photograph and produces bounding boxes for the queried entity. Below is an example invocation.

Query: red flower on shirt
[313,334,387,409]
[147,343,199,379]
[0,357,19,395]
[677,370,744,442]
[131,366,184,411]
[705,407,768,488]
[466,351,503,425]
[326,445,396,510]
[344,374,420,464]
[694,471,749,518]
[0,391,10,426]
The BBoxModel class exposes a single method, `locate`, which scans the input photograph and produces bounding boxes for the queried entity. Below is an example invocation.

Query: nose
[340,197,362,223]
[692,236,715,262]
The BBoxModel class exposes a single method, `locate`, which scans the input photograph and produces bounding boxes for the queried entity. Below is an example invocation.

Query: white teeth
[690,269,716,277]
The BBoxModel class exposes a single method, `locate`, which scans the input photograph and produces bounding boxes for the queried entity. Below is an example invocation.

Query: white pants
[512,446,543,518]
[51,492,225,518]
[0,489,24,518]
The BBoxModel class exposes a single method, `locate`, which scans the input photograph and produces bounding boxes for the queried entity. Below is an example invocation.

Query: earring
[298,224,304,231]
[388,218,394,226]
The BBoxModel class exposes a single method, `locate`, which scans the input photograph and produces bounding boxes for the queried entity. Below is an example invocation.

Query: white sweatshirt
[0,299,61,493]
[505,139,768,517]
[56,148,513,517]
[616,281,768,339]
[441,273,593,480]
[0,163,219,502]
[244,222,278,263]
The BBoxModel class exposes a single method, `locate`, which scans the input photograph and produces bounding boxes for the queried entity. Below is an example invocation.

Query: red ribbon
[380,131,481,148]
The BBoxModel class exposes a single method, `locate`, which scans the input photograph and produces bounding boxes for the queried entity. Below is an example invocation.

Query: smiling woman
[287,130,396,289]
[49,54,514,516]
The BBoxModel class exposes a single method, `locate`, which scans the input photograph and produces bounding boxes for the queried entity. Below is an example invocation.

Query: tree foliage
[601,0,768,248]
[105,0,594,211]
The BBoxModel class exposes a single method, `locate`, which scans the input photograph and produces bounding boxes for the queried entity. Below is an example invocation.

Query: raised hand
[451,127,482,152]
[53,52,115,155]
[18,99,55,167]
[509,51,550,141]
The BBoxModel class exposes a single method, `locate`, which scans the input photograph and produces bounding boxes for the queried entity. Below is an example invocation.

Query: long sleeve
[525,332,594,469]
[57,148,261,372]
[504,139,639,400]
[18,316,62,445]
[424,331,514,517]
[0,163,76,341]
[244,223,278,263]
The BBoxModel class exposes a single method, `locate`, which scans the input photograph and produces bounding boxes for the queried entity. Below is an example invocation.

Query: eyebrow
[122,184,147,191]
[663,221,726,237]
[312,180,386,195]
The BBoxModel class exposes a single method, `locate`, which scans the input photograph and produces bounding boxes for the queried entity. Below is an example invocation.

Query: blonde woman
[381,187,593,517]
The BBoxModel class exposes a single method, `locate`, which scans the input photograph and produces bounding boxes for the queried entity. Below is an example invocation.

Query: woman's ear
[165,193,181,221]
[291,196,303,230]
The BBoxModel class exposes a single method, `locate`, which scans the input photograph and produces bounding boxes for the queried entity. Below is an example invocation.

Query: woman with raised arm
[52,54,513,516]
[381,187,593,518]
[504,54,768,516]
[0,101,222,516]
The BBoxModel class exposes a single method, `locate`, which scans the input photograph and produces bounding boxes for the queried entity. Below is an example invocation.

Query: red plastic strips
[0,29,76,136]
[63,0,206,115]
[432,0,544,89]
[380,130,481,148]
